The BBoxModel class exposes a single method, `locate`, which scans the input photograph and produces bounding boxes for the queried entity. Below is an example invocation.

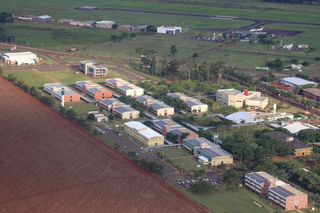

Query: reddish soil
[272,155,295,162]
[270,81,293,90]
[0,77,207,213]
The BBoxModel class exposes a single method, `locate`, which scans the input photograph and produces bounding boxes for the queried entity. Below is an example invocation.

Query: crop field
[0,76,208,213]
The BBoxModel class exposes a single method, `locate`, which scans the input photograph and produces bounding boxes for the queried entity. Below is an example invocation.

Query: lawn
[188,116,222,127]
[185,187,284,213]
[2,69,52,88]
[64,101,99,118]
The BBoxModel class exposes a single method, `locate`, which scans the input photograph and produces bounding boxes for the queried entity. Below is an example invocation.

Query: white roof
[97,20,114,24]
[199,156,209,161]
[282,122,318,134]
[281,77,317,86]
[38,15,51,19]
[125,121,163,138]
[225,111,255,124]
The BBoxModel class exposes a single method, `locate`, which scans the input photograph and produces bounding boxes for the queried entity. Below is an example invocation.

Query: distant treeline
[260,0,318,4]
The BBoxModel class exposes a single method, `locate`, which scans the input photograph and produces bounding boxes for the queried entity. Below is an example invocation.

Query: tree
[139,111,145,118]
[302,61,310,66]
[130,33,136,39]
[165,60,180,79]
[192,182,214,194]
[170,45,178,57]
[192,53,198,61]
[315,57,320,62]
[217,163,227,172]
[180,132,190,140]
[193,171,200,178]
[149,57,156,75]
[290,59,299,64]
[249,39,254,45]
[166,132,179,143]
[87,113,95,121]
[223,169,241,188]
[146,25,157,33]
[143,120,153,127]
[40,96,55,108]
[110,35,118,42]
[66,109,77,120]
[108,114,114,120]
[111,24,118,29]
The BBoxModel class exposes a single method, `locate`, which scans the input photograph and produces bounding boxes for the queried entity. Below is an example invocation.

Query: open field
[185,187,285,213]
[2,69,52,88]
[209,126,272,139]
[65,101,99,118]
[0,76,208,213]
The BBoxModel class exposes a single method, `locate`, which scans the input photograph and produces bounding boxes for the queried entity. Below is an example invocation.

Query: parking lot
[177,176,223,188]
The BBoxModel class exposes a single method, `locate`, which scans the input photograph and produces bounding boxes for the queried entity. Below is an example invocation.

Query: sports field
[0,76,208,213]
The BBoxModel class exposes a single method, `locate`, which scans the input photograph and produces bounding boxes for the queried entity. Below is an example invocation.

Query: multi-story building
[43,83,80,102]
[302,88,320,101]
[75,81,112,100]
[105,78,144,97]
[79,61,108,77]
[152,119,199,143]
[167,93,208,113]
[136,95,174,116]
[99,98,139,119]
[216,89,268,109]
[245,172,308,211]
[183,137,233,166]
[124,121,164,147]
[264,132,313,156]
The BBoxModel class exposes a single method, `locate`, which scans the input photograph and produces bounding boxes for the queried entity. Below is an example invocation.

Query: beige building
[183,137,233,166]
[216,89,268,109]
[136,95,174,116]
[105,78,144,97]
[100,98,139,119]
[167,93,208,113]
[124,121,164,147]
[79,60,107,77]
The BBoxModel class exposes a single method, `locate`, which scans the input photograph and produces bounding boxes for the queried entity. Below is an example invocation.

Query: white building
[96,20,115,29]
[1,52,38,65]
[282,122,318,135]
[167,93,208,113]
[280,77,318,88]
[157,26,182,34]
[105,78,144,97]
[225,111,255,124]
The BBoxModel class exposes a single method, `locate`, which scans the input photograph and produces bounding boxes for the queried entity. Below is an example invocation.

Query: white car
[191,179,195,183]
[186,180,190,183]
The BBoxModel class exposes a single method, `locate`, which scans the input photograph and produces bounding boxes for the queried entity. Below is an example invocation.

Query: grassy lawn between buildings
[3,69,52,88]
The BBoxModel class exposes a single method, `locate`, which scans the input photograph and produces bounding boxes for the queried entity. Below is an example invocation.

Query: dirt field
[0,77,207,213]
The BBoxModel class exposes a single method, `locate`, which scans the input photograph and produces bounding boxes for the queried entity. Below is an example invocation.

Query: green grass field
[186,187,284,213]
[3,70,52,88]
[209,126,271,140]
[64,101,99,118]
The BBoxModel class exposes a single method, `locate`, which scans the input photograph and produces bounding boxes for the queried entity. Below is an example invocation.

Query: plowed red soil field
[0,77,208,213]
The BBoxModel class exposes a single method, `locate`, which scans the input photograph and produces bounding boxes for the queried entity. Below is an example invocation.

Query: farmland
[0,76,207,213]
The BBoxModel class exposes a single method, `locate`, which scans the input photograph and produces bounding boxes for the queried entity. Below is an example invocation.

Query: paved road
[75,6,320,28]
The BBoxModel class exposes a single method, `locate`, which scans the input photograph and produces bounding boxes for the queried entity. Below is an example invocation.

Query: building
[280,77,317,88]
[298,44,309,49]
[105,78,144,97]
[302,88,320,101]
[132,25,148,31]
[264,132,313,156]
[75,81,112,100]
[157,26,182,34]
[83,20,95,27]
[1,52,39,65]
[88,111,107,122]
[57,19,74,24]
[136,95,174,116]
[225,111,255,124]
[245,172,308,211]
[118,25,134,31]
[124,121,164,147]
[96,20,115,29]
[183,137,233,166]
[282,122,318,135]
[33,15,52,23]
[253,112,294,122]
[79,61,108,77]
[167,93,208,113]
[99,98,139,119]
[43,83,81,102]
[152,119,199,143]
[70,21,82,26]
[216,89,268,109]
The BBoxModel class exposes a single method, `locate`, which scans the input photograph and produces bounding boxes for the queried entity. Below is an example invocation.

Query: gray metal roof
[281,77,317,86]
[269,185,295,198]
[185,98,204,106]
[44,83,65,90]
[115,106,138,113]
[245,173,268,184]
[151,102,172,110]
[247,96,267,101]
[100,98,119,105]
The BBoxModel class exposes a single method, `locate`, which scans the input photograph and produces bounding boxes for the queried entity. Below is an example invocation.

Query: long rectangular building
[183,137,233,166]
[1,52,39,65]
[99,98,139,119]
[105,78,144,97]
[75,81,112,100]
[136,95,174,116]
[245,172,308,211]
[43,83,80,102]
[167,93,208,113]
[124,121,164,147]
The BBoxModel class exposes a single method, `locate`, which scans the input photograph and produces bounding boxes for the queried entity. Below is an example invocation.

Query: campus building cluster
[167,93,208,113]
[124,121,164,147]
[100,98,139,120]
[245,172,308,211]
[183,137,233,166]
[105,78,144,97]
[1,52,39,65]
[216,89,268,109]
[79,60,108,77]
[136,95,174,116]
[152,119,199,143]
[264,132,313,157]
[75,80,112,100]
[43,83,80,102]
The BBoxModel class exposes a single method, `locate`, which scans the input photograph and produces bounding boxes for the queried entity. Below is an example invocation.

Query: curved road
[75,6,320,29]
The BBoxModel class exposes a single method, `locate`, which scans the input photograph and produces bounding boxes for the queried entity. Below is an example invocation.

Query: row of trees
[261,0,319,4]
[110,32,136,42]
